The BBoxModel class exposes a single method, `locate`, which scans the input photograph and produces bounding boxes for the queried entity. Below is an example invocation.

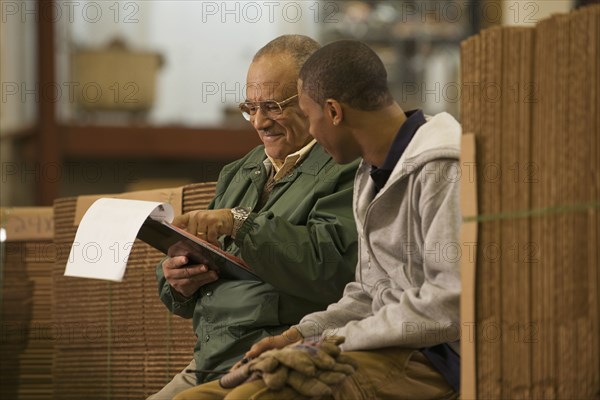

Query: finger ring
[197,232,206,236]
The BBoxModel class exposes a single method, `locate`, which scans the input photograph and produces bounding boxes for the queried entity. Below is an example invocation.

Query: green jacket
[156,143,358,383]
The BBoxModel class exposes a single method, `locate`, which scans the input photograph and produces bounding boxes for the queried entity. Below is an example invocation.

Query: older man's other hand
[162,255,218,299]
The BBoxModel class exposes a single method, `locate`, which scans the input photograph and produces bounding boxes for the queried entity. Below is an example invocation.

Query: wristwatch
[230,206,251,238]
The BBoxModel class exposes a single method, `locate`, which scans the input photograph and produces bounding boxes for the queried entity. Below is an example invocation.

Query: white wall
[57,0,322,126]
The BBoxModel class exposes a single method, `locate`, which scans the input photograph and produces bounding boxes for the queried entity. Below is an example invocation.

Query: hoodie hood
[385,111,461,185]
[354,112,462,224]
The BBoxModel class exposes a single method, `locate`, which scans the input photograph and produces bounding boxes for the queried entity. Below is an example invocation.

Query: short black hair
[253,35,320,73]
[299,40,393,110]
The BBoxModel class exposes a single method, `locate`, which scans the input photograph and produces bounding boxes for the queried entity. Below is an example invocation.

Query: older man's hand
[173,209,234,246]
[162,255,218,298]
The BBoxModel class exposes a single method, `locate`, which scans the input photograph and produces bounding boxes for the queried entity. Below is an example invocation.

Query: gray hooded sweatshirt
[296,112,462,355]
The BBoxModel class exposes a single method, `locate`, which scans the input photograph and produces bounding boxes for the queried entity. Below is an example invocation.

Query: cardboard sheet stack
[52,182,216,399]
[460,5,599,399]
[1,207,55,399]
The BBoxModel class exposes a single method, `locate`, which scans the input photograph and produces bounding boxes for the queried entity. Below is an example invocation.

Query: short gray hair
[253,35,320,72]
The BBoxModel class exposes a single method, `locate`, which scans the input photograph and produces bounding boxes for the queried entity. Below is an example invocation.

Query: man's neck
[350,103,407,168]
[266,139,316,174]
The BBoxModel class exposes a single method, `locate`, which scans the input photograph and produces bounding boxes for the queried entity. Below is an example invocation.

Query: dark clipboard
[137,217,261,281]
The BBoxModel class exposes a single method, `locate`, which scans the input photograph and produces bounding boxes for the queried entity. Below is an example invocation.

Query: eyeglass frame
[239,94,298,121]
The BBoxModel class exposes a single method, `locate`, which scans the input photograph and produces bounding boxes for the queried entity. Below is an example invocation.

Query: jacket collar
[241,143,330,178]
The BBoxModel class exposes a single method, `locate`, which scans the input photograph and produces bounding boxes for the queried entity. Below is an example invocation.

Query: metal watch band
[230,206,251,238]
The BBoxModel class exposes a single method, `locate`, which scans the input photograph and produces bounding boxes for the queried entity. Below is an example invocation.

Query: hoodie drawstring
[406,174,414,283]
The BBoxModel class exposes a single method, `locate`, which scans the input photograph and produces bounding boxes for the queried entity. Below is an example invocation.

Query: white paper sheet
[64,198,174,281]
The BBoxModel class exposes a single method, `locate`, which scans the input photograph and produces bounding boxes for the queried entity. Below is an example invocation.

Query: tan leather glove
[219,335,357,397]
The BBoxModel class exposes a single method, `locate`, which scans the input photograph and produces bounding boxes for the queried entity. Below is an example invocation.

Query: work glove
[219,336,357,397]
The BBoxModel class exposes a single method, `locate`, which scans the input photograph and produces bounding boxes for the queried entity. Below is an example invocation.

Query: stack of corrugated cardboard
[460,5,599,399]
[51,182,216,399]
[1,207,55,399]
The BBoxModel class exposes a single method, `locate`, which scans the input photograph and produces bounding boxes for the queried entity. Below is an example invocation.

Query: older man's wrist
[169,285,195,304]
[230,207,252,238]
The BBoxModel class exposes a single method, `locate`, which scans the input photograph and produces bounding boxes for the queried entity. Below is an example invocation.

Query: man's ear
[325,99,343,126]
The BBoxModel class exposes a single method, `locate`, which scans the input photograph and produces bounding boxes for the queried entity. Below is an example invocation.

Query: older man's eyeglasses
[239,94,298,121]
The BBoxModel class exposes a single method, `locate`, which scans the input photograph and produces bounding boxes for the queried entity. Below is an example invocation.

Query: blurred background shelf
[62,125,259,160]
[320,0,480,116]
[14,0,585,207]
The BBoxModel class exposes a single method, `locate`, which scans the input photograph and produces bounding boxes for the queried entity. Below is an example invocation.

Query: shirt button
[205,290,213,297]
[205,335,210,342]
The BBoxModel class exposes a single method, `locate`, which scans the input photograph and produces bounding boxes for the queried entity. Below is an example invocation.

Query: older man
[147,35,358,399]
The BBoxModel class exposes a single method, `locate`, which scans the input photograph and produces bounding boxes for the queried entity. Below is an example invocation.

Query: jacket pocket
[225,291,281,340]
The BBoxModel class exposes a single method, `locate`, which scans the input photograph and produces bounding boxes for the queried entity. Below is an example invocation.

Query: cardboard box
[52,183,217,398]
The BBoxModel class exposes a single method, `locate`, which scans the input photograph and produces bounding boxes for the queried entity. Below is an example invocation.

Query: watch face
[234,207,250,217]
[232,208,249,225]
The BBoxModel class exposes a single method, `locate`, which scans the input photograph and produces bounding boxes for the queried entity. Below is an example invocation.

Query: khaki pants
[147,359,198,400]
[174,348,457,400]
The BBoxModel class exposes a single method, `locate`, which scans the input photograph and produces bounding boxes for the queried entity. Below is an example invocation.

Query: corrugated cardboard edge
[73,186,184,226]
[1,207,54,241]
[460,133,478,399]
